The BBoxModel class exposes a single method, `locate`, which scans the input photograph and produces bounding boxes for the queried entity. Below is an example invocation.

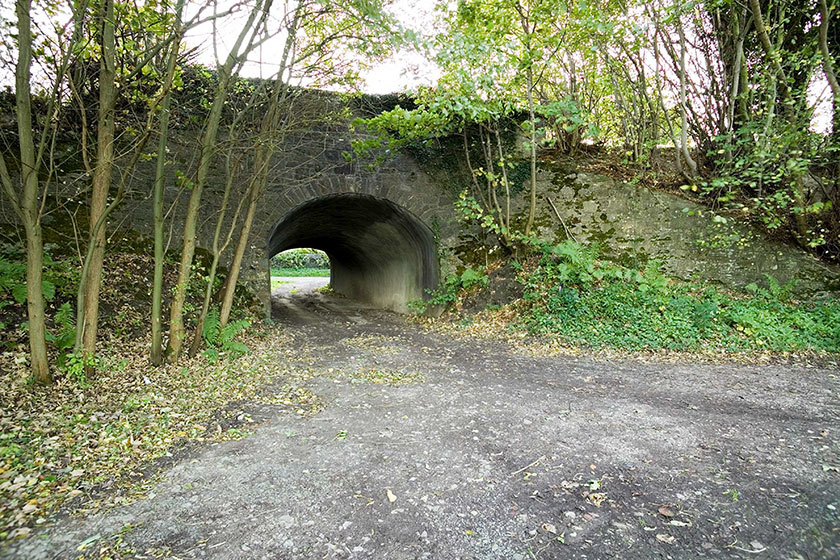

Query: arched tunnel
[267,193,440,312]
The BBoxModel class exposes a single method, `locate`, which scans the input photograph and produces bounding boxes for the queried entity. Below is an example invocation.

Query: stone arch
[267,193,439,312]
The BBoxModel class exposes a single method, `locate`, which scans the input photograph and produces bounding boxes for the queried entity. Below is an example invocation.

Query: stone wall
[113,116,459,315]
[526,167,840,297]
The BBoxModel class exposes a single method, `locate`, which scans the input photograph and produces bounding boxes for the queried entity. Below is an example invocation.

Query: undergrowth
[425,240,840,355]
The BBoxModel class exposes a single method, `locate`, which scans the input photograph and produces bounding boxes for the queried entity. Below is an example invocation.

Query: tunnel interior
[267,194,439,312]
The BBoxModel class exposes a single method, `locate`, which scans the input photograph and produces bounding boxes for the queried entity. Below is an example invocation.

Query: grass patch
[316,284,342,296]
[424,240,839,357]
[271,267,330,277]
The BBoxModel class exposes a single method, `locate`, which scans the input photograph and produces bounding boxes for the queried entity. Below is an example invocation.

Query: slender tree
[151,0,187,365]
[77,0,117,360]
[0,0,50,382]
[166,0,272,359]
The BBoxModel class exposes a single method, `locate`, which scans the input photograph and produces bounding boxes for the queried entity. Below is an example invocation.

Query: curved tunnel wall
[267,194,439,312]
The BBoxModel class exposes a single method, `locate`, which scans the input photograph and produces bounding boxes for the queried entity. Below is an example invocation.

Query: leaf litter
[0,326,323,542]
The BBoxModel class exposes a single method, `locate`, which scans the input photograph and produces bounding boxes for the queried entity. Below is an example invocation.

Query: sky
[182,0,441,94]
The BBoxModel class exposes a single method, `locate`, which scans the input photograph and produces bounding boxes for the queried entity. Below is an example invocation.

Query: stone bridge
[120,88,838,319]
[252,145,459,313]
[12,90,834,321]
[156,98,463,315]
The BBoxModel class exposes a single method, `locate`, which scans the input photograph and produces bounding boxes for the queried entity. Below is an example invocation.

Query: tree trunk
[524,65,538,236]
[218,9,299,328]
[494,129,511,236]
[79,0,116,360]
[219,183,260,327]
[166,0,268,360]
[165,94,225,359]
[677,15,698,175]
[189,152,246,356]
[748,0,791,100]
[151,0,185,365]
[749,0,809,241]
[818,0,840,136]
[14,0,50,383]
[151,89,173,365]
[23,214,50,383]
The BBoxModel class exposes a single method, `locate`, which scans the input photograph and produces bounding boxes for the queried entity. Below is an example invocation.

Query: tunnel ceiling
[267,193,439,311]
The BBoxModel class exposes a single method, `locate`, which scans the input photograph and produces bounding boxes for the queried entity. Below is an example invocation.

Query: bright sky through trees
[181,0,441,92]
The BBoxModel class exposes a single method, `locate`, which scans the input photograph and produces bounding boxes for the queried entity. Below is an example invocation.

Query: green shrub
[0,244,75,308]
[0,244,79,353]
[271,249,329,270]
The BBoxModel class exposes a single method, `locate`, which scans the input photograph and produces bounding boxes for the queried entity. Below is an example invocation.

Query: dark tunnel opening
[266,194,439,311]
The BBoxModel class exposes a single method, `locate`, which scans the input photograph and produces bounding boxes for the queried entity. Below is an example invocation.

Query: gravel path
[7,281,840,559]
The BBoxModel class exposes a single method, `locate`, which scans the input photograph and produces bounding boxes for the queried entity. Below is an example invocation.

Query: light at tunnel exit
[266,194,439,312]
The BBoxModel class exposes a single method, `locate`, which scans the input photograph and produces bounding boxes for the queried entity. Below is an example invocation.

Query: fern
[0,246,59,304]
[220,319,249,345]
[201,310,250,361]
[46,303,77,367]
[202,310,222,346]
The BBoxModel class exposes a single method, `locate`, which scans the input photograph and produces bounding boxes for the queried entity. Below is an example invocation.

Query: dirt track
[7,281,840,559]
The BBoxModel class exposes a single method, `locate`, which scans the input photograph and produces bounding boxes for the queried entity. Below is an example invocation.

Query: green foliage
[695,121,838,254]
[410,266,489,313]
[47,303,76,366]
[0,245,78,350]
[58,352,103,388]
[536,97,600,148]
[201,310,250,363]
[518,241,840,353]
[0,244,73,306]
[271,248,329,270]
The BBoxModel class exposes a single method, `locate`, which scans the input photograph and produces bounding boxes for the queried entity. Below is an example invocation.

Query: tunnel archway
[266,193,439,312]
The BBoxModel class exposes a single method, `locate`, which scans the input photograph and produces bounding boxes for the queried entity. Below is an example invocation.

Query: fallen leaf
[76,534,101,551]
[658,505,676,518]
[656,534,676,544]
[587,492,606,507]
